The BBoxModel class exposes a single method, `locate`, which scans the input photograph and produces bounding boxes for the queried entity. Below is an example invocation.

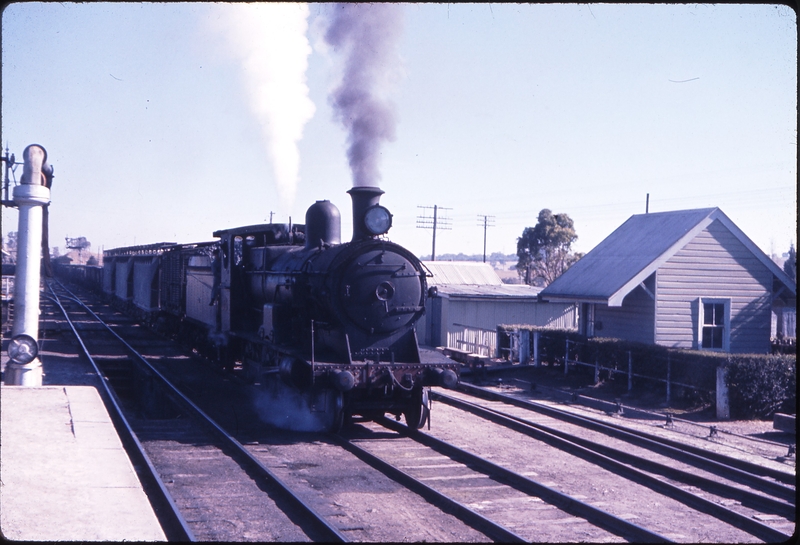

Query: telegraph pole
[416,205,451,261]
[477,214,495,263]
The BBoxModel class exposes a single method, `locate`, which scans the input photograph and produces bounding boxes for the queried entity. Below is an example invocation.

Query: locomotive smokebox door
[338,249,423,333]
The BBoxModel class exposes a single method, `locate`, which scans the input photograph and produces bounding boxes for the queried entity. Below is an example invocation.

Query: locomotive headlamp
[8,334,38,365]
[364,205,392,236]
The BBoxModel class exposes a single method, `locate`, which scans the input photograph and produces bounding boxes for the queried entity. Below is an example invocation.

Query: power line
[416,204,451,261]
[477,214,495,262]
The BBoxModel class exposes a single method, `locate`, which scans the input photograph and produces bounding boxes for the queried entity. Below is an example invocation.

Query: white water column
[5,144,50,386]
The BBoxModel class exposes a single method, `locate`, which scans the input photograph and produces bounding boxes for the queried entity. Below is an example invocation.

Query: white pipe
[6,144,50,386]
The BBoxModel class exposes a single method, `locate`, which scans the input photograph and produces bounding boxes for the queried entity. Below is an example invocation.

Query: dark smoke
[325,3,404,187]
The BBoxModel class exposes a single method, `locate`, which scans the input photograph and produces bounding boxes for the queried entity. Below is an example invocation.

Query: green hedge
[498,325,796,417]
[724,355,796,419]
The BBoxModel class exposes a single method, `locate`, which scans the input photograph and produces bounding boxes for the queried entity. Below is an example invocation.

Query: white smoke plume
[324,3,404,187]
[213,4,315,213]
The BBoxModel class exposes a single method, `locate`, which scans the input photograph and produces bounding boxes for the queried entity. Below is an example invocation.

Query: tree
[516,209,582,287]
[3,232,17,263]
[784,244,797,284]
[66,236,91,265]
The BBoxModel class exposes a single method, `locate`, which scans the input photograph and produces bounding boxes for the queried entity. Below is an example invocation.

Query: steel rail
[377,416,673,543]
[458,381,796,489]
[436,390,795,518]
[46,281,196,542]
[50,281,347,543]
[432,390,793,543]
[509,376,793,449]
[329,433,527,542]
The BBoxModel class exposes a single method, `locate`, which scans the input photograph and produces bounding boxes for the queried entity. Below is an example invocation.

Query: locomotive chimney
[347,186,384,242]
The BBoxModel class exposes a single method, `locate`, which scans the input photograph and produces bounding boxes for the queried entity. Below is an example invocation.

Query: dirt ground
[461,361,796,463]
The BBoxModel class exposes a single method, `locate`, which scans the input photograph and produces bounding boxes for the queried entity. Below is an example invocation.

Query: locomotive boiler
[92,186,459,431]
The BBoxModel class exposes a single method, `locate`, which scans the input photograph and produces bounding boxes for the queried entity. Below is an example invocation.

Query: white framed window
[698,298,730,352]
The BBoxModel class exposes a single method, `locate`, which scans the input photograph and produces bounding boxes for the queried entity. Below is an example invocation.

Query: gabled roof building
[540,208,796,353]
[419,261,577,356]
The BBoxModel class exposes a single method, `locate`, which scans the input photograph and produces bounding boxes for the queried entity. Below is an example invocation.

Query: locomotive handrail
[418,260,434,278]
[392,270,422,278]
[388,305,424,314]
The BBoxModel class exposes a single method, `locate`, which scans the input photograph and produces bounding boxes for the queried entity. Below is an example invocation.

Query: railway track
[44,280,796,542]
[46,280,344,542]
[423,383,796,542]
[336,419,671,542]
[334,415,794,542]
[44,281,498,542]
[452,382,795,487]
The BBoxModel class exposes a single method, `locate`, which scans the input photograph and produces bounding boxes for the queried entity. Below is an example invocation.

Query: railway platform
[0,335,166,541]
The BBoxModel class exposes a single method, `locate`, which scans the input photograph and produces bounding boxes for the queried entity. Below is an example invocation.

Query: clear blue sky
[2,3,796,262]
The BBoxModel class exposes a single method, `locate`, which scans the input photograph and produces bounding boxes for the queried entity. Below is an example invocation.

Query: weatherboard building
[539,207,796,354]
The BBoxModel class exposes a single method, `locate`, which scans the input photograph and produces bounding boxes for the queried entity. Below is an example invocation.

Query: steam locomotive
[61,187,459,431]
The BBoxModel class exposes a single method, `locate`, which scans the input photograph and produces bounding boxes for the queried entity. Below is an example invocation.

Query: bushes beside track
[498,325,796,418]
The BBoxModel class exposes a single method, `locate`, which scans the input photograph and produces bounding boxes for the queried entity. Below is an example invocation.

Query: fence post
[666,354,671,404]
[564,338,569,375]
[594,355,599,384]
[627,351,632,392]
[520,329,530,364]
[716,363,730,419]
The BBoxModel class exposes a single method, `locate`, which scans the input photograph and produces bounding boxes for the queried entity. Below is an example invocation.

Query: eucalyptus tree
[516,209,582,286]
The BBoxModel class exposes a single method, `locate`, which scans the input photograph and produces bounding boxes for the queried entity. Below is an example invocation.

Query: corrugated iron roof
[540,207,797,306]
[434,283,542,298]
[423,261,541,299]
[423,261,504,286]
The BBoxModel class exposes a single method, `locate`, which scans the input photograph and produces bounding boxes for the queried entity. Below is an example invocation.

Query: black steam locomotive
[64,187,459,431]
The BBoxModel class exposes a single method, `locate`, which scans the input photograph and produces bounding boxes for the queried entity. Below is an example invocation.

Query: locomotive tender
[67,187,459,430]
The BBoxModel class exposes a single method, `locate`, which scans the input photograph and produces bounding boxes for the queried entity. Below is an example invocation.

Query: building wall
[655,219,772,353]
[448,298,576,331]
[420,295,577,355]
[594,284,655,344]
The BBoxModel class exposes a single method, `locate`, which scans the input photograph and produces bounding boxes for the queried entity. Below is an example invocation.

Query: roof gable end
[706,209,796,298]
[541,208,717,304]
[542,207,797,305]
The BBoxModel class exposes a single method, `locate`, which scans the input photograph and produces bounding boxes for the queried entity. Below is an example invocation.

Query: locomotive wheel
[404,388,430,430]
